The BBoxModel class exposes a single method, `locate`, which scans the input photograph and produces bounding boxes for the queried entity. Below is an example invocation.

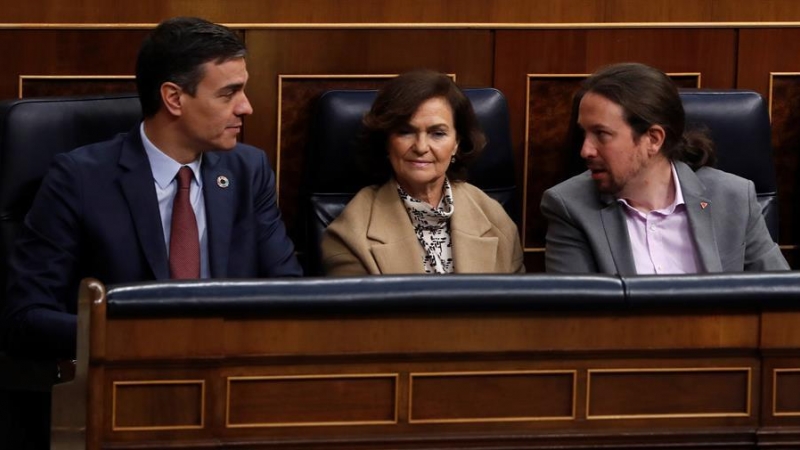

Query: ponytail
[675,128,715,170]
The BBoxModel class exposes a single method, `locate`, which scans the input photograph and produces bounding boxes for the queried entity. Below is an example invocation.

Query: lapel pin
[217,175,229,188]
[700,201,708,210]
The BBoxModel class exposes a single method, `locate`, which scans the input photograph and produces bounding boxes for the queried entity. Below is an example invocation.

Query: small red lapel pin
[700,202,708,209]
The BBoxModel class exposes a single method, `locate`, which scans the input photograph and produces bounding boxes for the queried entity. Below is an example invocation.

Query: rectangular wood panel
[112,380,204,430]
[587,368,751,419]
[410,371,575,423]
[226,374,397,427]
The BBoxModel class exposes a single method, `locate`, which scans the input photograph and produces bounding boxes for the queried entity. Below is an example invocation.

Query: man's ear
[647,124,666,155]
[161,82,183,116]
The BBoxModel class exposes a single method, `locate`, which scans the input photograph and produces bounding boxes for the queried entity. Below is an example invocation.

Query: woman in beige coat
[321,70,524,275]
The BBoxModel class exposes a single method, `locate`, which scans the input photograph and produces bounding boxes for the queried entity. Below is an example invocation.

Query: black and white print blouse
[397,179,455,274]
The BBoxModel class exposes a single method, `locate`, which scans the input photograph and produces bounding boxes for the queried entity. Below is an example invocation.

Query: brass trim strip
[586,367,751,420]
[773,368,800,416]
[111,379,205,432]
[6,22,800,30]
[18,74,135,98]
[226,373,399,428]
[408,369,576,424]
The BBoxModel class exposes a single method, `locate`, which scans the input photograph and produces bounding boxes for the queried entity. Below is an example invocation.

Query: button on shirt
[140,123,210,278]
[618,163,701,275]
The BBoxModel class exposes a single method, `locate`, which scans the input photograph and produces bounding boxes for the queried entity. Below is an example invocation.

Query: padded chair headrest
[307,88,515,195]
[0,94,142,222]
[679,89,779,241]
[679,89,777,194]
[0,94,142,304]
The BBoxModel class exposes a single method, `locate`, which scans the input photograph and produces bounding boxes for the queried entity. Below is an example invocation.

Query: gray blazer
[540,161,789,275]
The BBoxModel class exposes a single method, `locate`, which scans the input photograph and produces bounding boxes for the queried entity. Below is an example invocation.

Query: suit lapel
[450,183,498,273]
[599,198,637,275]
[202,152,235,277]
[118,132,170,280]
[367,183,425,274]
[675,162,721,272]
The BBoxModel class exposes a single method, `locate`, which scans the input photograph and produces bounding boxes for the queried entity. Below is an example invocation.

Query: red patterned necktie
[169,166,200,279]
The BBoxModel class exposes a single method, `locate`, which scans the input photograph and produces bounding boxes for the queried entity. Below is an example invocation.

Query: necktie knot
[177,166,193,190]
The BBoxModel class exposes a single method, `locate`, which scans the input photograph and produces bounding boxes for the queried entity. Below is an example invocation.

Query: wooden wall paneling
[19,76,136,98]
[494,28,736,271]
[0,0,598,25]
[603,0,715,23]
[244,29,493,259]
[0,30,147,101]
[8,0,800,25]
[738,28,800,267]
[74,273,775,448]
[710,0,800,22]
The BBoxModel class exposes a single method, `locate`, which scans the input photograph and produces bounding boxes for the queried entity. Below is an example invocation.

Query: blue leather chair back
[305,88,516,274]
[679,89,779,241]
[0,94,141,300]
[0,93,140,449]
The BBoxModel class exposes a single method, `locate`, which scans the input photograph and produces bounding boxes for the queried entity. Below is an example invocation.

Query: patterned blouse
[397,179,455,274]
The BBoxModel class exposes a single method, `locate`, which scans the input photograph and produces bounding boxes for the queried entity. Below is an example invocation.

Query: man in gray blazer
[541,63,789,275]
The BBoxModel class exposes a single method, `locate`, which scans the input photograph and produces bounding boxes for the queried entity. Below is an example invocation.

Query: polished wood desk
[51,274,800,449]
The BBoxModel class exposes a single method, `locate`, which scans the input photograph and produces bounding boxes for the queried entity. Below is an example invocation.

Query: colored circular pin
[217,175,229,188]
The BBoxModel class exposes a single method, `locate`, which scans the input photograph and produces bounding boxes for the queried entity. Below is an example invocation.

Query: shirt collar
[140,122,203,188]
[617,162,685,216]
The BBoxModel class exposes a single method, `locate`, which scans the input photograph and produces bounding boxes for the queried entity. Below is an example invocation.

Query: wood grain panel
[761,312,800,348]
[105,318,225,360]
[0,30,146,100]
[0,0,600,25]
[7,0,800,24]
[226,374,397,427]
[604,0,715,22]
[20,77,136,98]
[587,368,751,419]
[738,28,800,266]
[768,73,800,259]
[774,369,800,416]
[495,28,736,262]
[112,380,204,430]
[409,371,575,423]
[222,312,758,357]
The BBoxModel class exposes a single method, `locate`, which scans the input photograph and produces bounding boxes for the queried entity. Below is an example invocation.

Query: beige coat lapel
[450,183,499,273]
[367,182,425,274]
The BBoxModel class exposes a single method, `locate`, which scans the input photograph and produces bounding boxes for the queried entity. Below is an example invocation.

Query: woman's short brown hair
[357,70,486,184]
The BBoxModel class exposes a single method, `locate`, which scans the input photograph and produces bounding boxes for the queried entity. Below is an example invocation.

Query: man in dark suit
[2,17,302,359]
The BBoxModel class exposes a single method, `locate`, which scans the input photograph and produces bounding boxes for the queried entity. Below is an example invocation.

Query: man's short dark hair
[135,17,246,117]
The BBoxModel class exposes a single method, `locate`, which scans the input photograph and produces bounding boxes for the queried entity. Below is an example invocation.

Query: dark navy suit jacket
[2,128,302,358]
